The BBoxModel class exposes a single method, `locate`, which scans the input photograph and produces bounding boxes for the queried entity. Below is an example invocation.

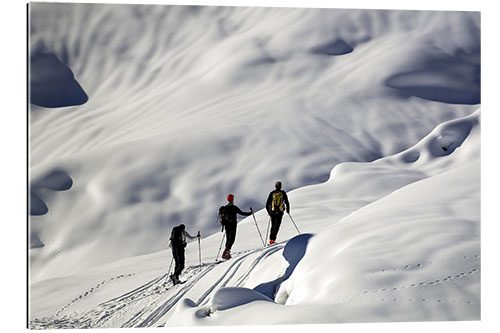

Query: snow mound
[396,108,480,164]
[272,110,480,321]
[209,287,273,312]
[326,109,480,202]
[254,233,313,301]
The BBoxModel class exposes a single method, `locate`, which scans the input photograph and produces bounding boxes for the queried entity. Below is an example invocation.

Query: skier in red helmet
[218,194,253,259]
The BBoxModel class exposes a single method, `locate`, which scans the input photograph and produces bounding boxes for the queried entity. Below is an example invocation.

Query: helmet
[275,181,282,190]
[227,194,234,201]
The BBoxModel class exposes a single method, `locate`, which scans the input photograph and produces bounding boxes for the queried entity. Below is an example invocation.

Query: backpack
[219,205,230,226]
[271,191,284,212]
[170,226,186,248]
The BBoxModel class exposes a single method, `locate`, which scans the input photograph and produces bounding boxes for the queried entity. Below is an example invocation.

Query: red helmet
[227,194,234,201]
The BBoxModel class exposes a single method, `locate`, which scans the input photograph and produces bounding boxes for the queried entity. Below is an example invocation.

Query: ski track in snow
[29,245,480,329]
[29,244,286,329]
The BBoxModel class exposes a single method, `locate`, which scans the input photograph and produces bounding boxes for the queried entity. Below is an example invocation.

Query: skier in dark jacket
[169,224,200,284]
[219,194,253,259]
[266,181,290,245]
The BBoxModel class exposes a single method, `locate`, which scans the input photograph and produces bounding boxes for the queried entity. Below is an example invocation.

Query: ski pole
[197,231,202,269]
[166,256,174,280]
[265,216,271,245]
[250,207,266,247]
[287,212,301,234]
[216,228,225,261]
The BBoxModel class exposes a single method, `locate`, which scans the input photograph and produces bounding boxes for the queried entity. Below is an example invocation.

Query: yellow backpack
[271,191,284,212]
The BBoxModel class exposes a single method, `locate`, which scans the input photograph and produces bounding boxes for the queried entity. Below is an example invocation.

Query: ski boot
[170,274,181,285]
[222,248,231,260]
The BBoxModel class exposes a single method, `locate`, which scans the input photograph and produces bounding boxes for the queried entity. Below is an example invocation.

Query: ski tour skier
[219,194,253,260]
[266,181,290,245]
[169,224,200,284]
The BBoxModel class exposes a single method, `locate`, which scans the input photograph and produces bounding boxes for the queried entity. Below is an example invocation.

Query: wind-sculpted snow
[29,4,480,317]
[29,108,480,326]
[254,233,312,300]
[311,39,354,56]
[29,169,73,249]
[29,168,74,213]
[209,287,273,312]
[385,51,480,105]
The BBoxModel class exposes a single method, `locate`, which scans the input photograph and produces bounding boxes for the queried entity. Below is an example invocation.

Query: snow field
[28,3,480,328]
[30,109,480,327]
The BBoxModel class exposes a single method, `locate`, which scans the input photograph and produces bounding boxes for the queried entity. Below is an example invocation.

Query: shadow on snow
[254,233,313,300]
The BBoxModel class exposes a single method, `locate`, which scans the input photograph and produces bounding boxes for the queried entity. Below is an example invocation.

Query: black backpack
[170,226,186,248]
[219,205,230,226]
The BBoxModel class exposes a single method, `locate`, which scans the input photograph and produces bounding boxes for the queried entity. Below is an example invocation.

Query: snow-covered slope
[29,3,479,283]
[28,3,480,327]
[29,109,480,328]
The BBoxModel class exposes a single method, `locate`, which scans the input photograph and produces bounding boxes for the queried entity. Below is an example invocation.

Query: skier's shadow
[253,233,313,300]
